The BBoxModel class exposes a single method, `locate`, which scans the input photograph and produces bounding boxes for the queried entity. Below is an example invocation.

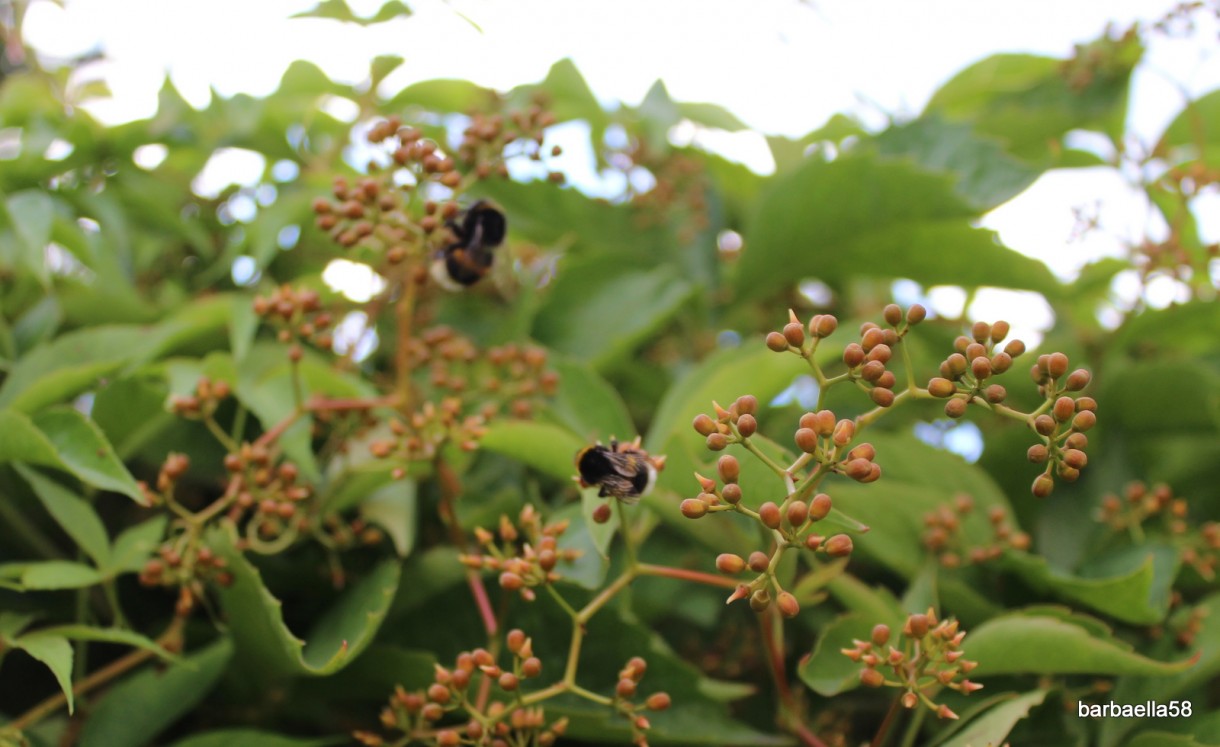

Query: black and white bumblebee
[430,200,507,290]
[575,437,666,503]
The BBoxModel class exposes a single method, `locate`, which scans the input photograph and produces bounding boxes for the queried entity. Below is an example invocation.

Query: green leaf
[11,633,74,712]
[926,39,1140,160]
[31,625,173,659]
[29,407,144,502]
[210,529,400,679]
[961,609,1195,677]
[105,515,168,577]
[798,612,873,696]
[1157,88,1220,163]
[385,79,493,113]
[1100,591,1220,746]
[736,152,1059,299]
[543,357,637,441]
[872,116,1042,210]
[999,544,1178,625]
[532,260,695,369]
[360,478,417,558]
[3,190,54,284]
[0,560,104,589]
[0,326,145,413]
[79,639,233,747]
[479,420,584,482]
[167,731,342,747]
[15,464,111,566]
[932,690,1049,747]
[291,0,411,25]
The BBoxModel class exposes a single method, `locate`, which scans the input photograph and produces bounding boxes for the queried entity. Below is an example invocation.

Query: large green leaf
[735,152,1059,299]
[543,357,637,440]
[1157,88,1220,164]
[798,612,875,696]
[961,608,1194,677]
[0,326,144,413]
[925,39,1140,159]
[210,529,400,680]
[9,633,74,712]
[932,689,1050,747]
[15,464,111,566]
[532,260,695,368]
[28,407,143,501]
[79,639,233,747]
[0,560,104,590]
[479,420,585,482]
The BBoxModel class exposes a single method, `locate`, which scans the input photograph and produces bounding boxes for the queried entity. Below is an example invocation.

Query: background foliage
[2,2,1220,746]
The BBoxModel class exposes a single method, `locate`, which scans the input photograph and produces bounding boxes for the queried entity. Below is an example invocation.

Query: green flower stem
[544,582,580,619]
[202,414,240,453]
[739,435,788,477]
[617,499,638,570]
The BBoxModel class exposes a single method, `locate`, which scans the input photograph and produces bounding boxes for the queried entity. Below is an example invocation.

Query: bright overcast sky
[20,0,1220,330]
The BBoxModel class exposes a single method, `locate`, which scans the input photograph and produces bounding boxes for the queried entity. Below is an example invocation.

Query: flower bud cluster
[456,104,562,182]
[215,443,313,545]
[252,285,334,353]
[138,539,231,595]
[459,505,581,600]
[842,610,982,720]
[355,627,567,747]
[921,495,1031,568]
[611,656,671,747]
[169,376,234,419]
[1098,481,1220,580]
[926,320,1024,418]
[1024,352,1096,496]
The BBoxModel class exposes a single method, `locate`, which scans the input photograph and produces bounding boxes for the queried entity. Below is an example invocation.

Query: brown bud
[645,692,671,711]
[749,589,771,612]
[693,414,717,436]
[1027,444,1049,463]
[1053,396,1076,423]
[706,433,729,451]
[1046,352,1069,378]
[735,395,759,415]
[1034,414,1057,435]
[832,419,855,446]
[736,413,757,437]
[860,668,884,687]
[905,613,929,639]
[794,427,818,453]
[766,332,789,352]
[825,534,853,557]
[759,502,782,529]
[928,377,956,398]
[680,499,708,519]
[593,503,613,523]
[721,484,743,504]
[906,304,927,325]
[786,500,809,527]
[783,322,806,348]
[1072,410,1097,431]
[842,343,866,368]
[522,657,542,678]
[717,553,746,574]
[809,493,832,520]
[718,455,740,483]
[747,551,770,573]
[871,624,890,646]
[777,591,800,618]
[1032,474,1055,498]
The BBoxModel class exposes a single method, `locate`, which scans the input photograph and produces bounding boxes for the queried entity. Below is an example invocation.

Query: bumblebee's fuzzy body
[431,201,507,289]
[575,438,664,502]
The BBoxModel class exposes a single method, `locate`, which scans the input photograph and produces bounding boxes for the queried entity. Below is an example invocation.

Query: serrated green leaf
[209,529,400,679]
[15,464,110,566]
[79,638,233,747]
[360,479,416,558]
[961,610,1195,677]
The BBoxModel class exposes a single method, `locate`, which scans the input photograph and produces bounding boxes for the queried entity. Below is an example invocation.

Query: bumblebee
[431,201,507,290]
[575,437,666,502]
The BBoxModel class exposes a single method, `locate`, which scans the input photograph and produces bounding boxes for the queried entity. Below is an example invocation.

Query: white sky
[19,0,1220,339]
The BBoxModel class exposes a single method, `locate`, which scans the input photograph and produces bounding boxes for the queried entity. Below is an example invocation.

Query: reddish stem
[636,563,740,589]
[467,569,498,636]
[759,608,828,747]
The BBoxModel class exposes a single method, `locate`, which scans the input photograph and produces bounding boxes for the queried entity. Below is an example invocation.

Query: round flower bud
[748,551,770,572]
[680,499,708,519]
[883,304,903,327]
[1047,352,1069,378]
[945,353,968,378]
[905,613,929,639]
[809,493,832,521]
[722,484,743,504]
[971,356,992,380]
[593,503,613,523]
[706,433,728,451]
[786,500,809,527]
[1072,410,1097,431]
[990,351,1013,374]
[842,343,865,368]
[716,553,746,574]
[783,322,806,348]
[777,591,800,618]
[766,332,789,352]
[1065,432,1088,450]
[1053,397,1076,423]
[944,398,967,419]
[971,321,991,343]
[646,692,672,711]
[507,629,526,654]
[804,534,823,551]
[1032,474,1055,497]
[522,657,542,678]
[1063,449,1087,469]
[759,502,782,529]
[871,624,891,646]
[616,678,637,698]
[861,360,886,382]
[825,534,853,557]
[965,342,987,362]
[499,673,519,691]
[749,589,771,612]
[1027,444,1049,463]
[861,327,886,352]
[984,384,1007,403]
[833,419,855,446]
[870,387,895,407]
[1034,414,1056,435]
[867,344,893,364]
[812,314,838,338]
[989,320,1010,342]
[845,458,873,481]
[1004,339,1026,357]
[499,572,524,590]
[692,414,717,436]
[1076,397,1097,412]
[928,377,956,398]
[1065,369,1091,391]
[735,413,757,437]
[906,304,927,325]
[860,668,884,688]
[848,443,875,461]
[794,427,818,453]
[718,455,741,483]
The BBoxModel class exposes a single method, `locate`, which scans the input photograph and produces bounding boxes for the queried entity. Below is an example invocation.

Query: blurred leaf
[0,560,104,589]
[360,478,417,558]
[104,515,169,577]
[678,102,749,132]
[1100,591,1220,746]
[167,731,342,747]
[872,116,1042,210]
[961,608,1195,676]
[1126,734,1217,747]
[3,191,54,284]
[385,79,493,113]
[1157,88,1220,163]
[28,407,144,501]
[0,326,145,413]
[10,633,74,712]
[210,529,400,680]
[544,357,637,440]
[1102,360,1220,435]
[15,464,111,566]
[79,639,233,747]
[925,37,1140,160]
[291,0,411,25]
[480,420,584,482]
[736,152,1060,299]
[31,624,173,659]
[510,59,610,143]
[932,689,1049,747]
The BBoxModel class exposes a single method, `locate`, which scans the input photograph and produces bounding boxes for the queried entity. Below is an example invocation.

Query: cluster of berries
[921,494,1031,568]
[252,285,334,354]
[459,505,582,601]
